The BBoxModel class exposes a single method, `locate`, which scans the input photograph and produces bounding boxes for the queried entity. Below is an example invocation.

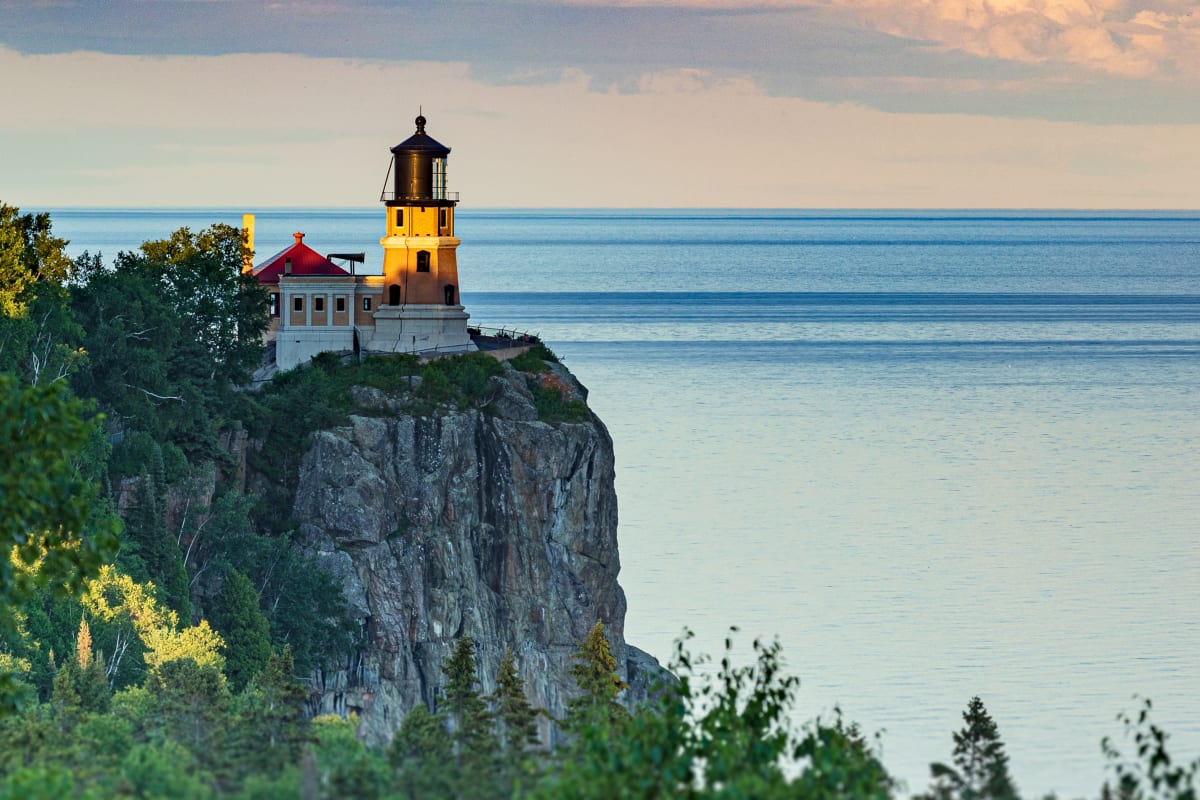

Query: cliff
[280,361,655,745]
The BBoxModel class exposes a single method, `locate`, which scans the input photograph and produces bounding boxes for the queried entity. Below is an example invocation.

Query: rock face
[289,364,648,745]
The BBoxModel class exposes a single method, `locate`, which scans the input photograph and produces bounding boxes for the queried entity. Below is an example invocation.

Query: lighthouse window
[439,208,447,228]
[432,158,446,200]
[314,296,325,313]
[417,251,431,272]
[293,296,303,313]
[395,209,403,228]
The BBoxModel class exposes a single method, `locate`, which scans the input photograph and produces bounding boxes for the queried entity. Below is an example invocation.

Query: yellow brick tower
[370,114,471,353]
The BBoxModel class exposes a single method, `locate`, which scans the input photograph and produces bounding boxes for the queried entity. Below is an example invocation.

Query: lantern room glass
[431,157,447,200]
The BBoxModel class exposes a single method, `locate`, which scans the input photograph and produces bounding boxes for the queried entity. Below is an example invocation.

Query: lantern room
[382,114,455,205]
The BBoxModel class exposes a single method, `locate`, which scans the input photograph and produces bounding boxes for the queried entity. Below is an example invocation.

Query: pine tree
[564,621,628,734]
[73,618,109,713]
[122,474,191,623]
[924,696,1019,800]
[490,648,539,755]
[233,645,310,777]
[440,636,500,796]
[208,569,272,693]
[441,636,491,742]
[388,703,455,800]
[76,619,92,671]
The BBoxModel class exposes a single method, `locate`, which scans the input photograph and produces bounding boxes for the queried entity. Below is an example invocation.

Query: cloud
[3,46,1199,209]
[0,1,1196,127]
[556,0,1200,78]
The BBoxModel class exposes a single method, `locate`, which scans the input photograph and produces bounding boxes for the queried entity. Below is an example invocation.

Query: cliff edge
[282,360,655,745]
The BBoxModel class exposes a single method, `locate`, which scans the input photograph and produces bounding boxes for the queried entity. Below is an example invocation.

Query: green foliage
[440,636,502,796]
[921,696,1019,800]
[310,714,390,799]
[69,223,268,459]
[418,351,506,407]
[0,202,71,321]
[119,739,214,800]
[0,376,119,713]
[147,657,231,762]
[82,566,224,690]
[491,648,540,756]
[507,344,556,374]
[207,570,271,693]
[231,646,309,778]
[1102,697,1199,800]
[793,711,894,799]
[0,765,96,800]
[538,629,897,799]
[441,636,495,747]
[389,703,456,800]
[529,383,589,423]
[564,621,629,735]
[119,473,192,623]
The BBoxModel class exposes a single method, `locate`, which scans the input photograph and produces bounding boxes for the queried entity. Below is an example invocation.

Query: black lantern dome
[383,115,453,205]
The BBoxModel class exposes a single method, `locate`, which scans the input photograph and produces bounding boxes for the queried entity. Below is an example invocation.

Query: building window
[363,297,372,311]
[314,296,325,313]
[417,251,431,272]
[269,293,279,317]
[395,209,403,228]
[444,284,456,305]
[389,284,401,305]
[439,208,447,228]
[335,297,346,313]
[293,296,303,313]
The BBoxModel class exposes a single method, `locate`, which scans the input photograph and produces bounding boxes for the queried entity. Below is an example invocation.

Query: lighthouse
[249,114,475,371]
[373,114,472,353]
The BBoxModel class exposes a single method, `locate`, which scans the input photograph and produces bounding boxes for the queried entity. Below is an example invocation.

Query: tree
[564,620,628,734]
[922,696,1019,800]
[793,711,894,799]
[1102,696,1199,800]
[232,645,309,777]
[82,565,224,689]
[487,648,542,797]
[52,618,110,717]
[147,656,231,761]
[441,636,493,747]
[490,648,539,755]
[207,569,271,693]
[388,703,455,800]
[119,473,191,623]
[69,223,267,458]
[137,224,267,388]
[310,714,390,799]
[440,636,499,795]
[0,376,118,712]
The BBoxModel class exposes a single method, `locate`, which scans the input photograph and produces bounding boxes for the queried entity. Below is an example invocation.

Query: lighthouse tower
[373,114,472,353]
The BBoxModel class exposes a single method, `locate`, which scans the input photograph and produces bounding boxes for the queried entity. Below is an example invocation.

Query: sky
[1,0,1199,208]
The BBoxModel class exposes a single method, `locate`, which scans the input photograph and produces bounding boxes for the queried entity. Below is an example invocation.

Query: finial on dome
[415,109,426,134]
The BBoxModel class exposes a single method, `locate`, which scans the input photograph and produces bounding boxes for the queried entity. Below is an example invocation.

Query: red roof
[252,232,350,285]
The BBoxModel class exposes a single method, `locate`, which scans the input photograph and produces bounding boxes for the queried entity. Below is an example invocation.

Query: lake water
[44,207,1200,797]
